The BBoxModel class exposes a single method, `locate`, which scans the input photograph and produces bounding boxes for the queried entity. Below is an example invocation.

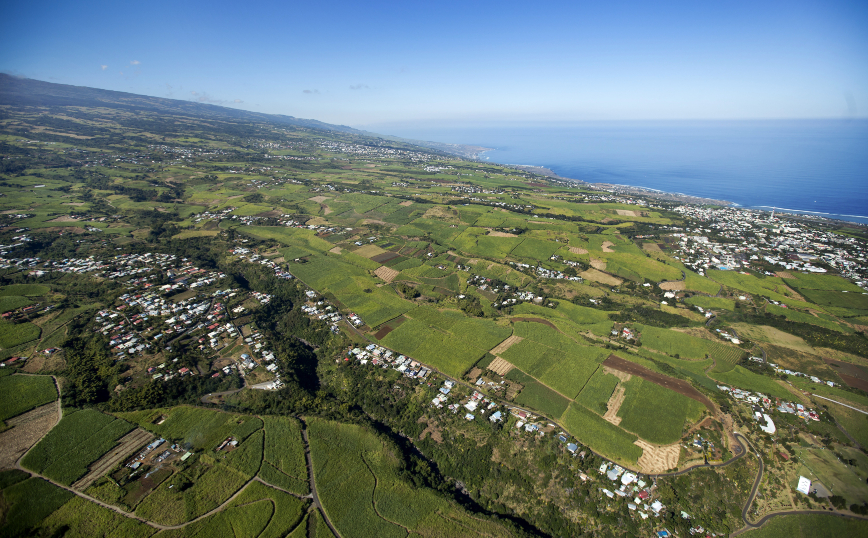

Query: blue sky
[1,0,866,127]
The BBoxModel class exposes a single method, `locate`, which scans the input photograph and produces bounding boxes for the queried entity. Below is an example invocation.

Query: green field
[38,495,155,538]
[0,320,41,348]
[22,409,134,485]
[308,419,520,538]
[512,374,572,418]
[796,288,868,310]
[741,514,868,538]
[0,295,31,314]
[683,271,723,295]
[709,366,793,399]
[380,307,510,377]
[576,366,621,413]
[0,284,51,296]
[536,349,604,399]
[560,403,643,464]
[261,415,309,495]
[0,374,57,421]
[616,378,706,444]
[117,405,263,451]
[786,272,865,292]
[684,295,735,311]
[153,481,308,538]
[0,474,76,537]
[637,325,742,365]
[135,454,249,526]
[766,304,852,333]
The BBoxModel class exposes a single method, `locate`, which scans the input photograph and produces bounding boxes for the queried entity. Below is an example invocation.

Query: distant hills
[0,74,487,158]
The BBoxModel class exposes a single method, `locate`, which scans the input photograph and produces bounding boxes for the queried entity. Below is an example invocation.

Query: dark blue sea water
[376,120,868,224]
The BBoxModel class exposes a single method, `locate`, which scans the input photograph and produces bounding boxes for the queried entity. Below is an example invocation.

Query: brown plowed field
[371,252,400,263]
[72,428,153,490]
[603,354,715,412]
[373,325,395,339]
[659,281,686,291]
[839,374,868,392]
[568,246,588,255]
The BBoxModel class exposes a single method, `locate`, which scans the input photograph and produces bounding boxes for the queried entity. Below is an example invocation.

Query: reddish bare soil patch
[0,402,59,469]
[822,357,868,383]
[399,200,414,207]
[373,325,395,339]
[511,317,558,330]
[603,354,715,412]
[839,374,868,392]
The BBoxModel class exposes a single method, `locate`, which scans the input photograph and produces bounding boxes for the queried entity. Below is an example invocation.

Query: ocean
[376,119,868,224]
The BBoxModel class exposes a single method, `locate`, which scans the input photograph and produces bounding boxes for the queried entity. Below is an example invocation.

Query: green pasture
[22,409,134,485]
[560,403,642,464]
[0,374,57,422]
[576,367,621,413]
[0,321,41,348]
[616,378,706,444]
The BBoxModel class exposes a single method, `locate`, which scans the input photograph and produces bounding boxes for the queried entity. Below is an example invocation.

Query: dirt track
[72,428,153,490]
[511,317,557,330]
[603,354,715,412]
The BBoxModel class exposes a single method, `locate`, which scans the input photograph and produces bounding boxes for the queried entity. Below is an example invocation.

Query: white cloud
[100,65,108,70]
[349,84,369,90]
[234,99,243,103]
[130,60,140,65]
[303,89,320,94]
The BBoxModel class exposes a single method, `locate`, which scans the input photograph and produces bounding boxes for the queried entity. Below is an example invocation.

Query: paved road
[200,377,246,404]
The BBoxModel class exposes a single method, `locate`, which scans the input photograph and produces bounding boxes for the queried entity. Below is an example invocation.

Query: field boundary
[72,428,154,491]
[603,354,715,412]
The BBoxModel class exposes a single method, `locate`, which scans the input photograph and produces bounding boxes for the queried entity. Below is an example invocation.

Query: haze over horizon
[1,0,866,127]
